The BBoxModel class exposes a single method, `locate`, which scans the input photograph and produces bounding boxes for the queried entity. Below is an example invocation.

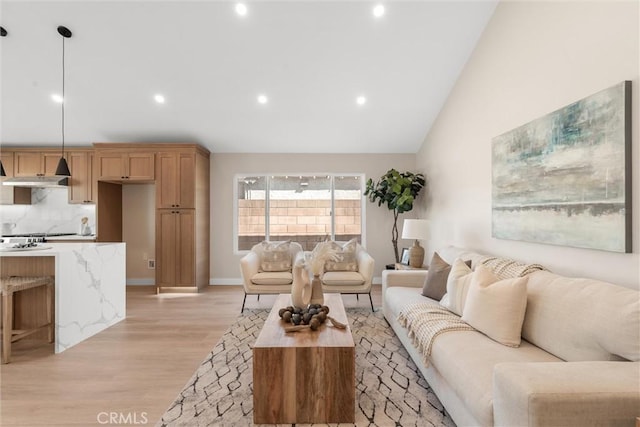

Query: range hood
[2,176,68,187]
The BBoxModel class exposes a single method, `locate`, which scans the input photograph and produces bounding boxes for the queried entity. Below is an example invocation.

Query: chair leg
[369,292,374,311]
[240,293,247,313]
[46,282,54,343]
[2,292,13,364]
[257,294,260,302]
[356,294,359,301]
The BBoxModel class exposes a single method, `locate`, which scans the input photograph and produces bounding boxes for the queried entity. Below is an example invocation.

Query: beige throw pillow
[324,239,358,272]
[462,265,529,347]
[421,252,451,300]
[259,241,292,272]
[440,258,473,316]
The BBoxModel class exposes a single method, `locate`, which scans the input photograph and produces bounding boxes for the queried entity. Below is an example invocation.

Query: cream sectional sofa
[382,246,640,427]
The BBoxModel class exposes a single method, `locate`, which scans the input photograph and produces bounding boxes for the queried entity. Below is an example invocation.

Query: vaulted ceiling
[0,1,497,153]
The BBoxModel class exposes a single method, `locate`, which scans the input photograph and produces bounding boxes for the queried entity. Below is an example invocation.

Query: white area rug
[158,308,455,427]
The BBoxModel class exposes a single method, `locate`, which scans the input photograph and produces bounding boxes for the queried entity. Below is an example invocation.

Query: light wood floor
[0,285,382,426]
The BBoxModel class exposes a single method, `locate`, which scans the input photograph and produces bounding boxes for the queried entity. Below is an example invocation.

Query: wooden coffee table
[253,293,355,424]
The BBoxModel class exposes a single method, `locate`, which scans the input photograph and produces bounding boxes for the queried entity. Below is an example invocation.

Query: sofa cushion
[462,265,528,347]
[386,286,436,318]
[259,241,292,272]
[325,239,358,272]
[322,271,364,286]
[422,252,451,300]
[522,270,640,362]
[440,258,473,316]
[430,330,562,426]
[251,272,293,286]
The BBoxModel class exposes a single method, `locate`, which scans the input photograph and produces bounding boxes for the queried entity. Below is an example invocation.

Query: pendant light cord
[61,35,65,159]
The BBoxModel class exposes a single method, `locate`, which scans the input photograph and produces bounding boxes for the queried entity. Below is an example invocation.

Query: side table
[394,263,427,270]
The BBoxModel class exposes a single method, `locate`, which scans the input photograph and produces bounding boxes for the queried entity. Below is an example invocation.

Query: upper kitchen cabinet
[156,151,196,208]
[95,148,154,182]
[14,151,61,176]
[0,151,31,205]
[68,150,96,204]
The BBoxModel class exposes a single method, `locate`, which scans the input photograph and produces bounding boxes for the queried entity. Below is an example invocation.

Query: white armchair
[294,240,375,310]
[239,241,303,312]
[320,242,375,310]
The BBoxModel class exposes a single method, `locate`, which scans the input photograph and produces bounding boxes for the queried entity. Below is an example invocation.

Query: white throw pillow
[440,258,473,316]
[462,264,528,347]
[259,241,292,272]
[324,239,358,272]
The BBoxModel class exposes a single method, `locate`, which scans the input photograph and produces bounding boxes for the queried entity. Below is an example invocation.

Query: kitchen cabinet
[156,151,195,208]
[0,152,31,205]
[154,145,209,292]
[96,152,154,181]
[68,151,96,204]
[93,142,209,292]
[156,209,195,287]
[14,151,61,176]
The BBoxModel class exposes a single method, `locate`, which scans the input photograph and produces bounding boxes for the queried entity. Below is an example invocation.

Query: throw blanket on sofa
[397,302,475,366]
[480,257,546,280]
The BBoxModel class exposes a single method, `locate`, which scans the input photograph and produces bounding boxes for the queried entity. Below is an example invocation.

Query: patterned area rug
[158,308,455,427]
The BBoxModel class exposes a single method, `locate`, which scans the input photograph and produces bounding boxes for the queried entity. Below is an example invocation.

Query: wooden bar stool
[1,276,54,364]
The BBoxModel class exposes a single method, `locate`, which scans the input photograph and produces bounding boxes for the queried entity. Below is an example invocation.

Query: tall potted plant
[365,169,425,263]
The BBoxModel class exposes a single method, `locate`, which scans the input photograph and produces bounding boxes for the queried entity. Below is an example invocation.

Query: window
[235,174,364,252]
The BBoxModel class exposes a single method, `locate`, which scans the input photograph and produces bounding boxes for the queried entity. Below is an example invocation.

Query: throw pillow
[324,239,358,272]
[461,264,529,347]
[440,258,473,316]
[422,252,451,300]
[259,241,292,272]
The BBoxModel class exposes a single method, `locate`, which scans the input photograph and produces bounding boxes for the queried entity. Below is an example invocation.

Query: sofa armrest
[239,252,260,288]
[382,269,428,288]
[382,269,427,298]
[493,361,640,427]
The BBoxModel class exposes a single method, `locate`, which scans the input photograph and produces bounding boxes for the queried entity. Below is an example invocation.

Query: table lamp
[401,219,429,268]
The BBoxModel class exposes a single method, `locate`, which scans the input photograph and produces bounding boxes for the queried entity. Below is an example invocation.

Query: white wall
[122,184,156,284]
[417,1,639,289]
[210,153,417,284]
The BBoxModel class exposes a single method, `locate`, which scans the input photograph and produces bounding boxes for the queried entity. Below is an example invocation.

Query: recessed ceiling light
[235,3,248,16]
[356,96,367,106]
[51,94,64,103]
[257,94,268,105]
[154,94,166,104]
[373,4,385,18]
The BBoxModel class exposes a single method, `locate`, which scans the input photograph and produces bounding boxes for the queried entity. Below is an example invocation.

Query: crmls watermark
[96,412,148,425]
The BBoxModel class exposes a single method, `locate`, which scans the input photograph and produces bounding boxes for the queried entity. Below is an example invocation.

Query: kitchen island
[0,243,126,353]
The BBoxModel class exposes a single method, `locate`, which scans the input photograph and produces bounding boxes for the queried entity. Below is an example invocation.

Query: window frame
[233,173,366,254]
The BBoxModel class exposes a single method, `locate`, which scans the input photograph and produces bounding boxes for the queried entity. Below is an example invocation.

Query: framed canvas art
[492,81,632,253]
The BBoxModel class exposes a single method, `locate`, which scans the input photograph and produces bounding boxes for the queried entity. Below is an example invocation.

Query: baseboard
[209,278,382,286]
[210,278,243,285]
[127,279,155,286]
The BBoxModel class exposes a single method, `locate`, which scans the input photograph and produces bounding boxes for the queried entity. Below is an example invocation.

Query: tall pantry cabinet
[155,146,210,292]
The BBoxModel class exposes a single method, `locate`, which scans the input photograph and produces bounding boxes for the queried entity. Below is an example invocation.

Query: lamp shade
[401,219,429,241]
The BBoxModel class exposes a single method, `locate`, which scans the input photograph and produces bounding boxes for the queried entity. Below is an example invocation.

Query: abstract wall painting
[492,81,631,253]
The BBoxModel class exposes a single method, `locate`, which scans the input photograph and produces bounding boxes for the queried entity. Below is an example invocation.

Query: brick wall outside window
[238,199,361,250]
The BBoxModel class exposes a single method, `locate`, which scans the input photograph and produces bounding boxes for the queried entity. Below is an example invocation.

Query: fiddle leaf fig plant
[365,169,425,263]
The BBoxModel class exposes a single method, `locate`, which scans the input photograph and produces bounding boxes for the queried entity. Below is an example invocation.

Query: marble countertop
[0,242,119,256]
[0,241,126,353]
[45,234,96,241]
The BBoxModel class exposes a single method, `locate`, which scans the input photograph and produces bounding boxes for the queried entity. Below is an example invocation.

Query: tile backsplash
[0,188,96,235]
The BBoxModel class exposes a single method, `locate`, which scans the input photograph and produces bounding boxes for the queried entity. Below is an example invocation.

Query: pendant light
[54,25,72,177]
[0,26,6,176]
